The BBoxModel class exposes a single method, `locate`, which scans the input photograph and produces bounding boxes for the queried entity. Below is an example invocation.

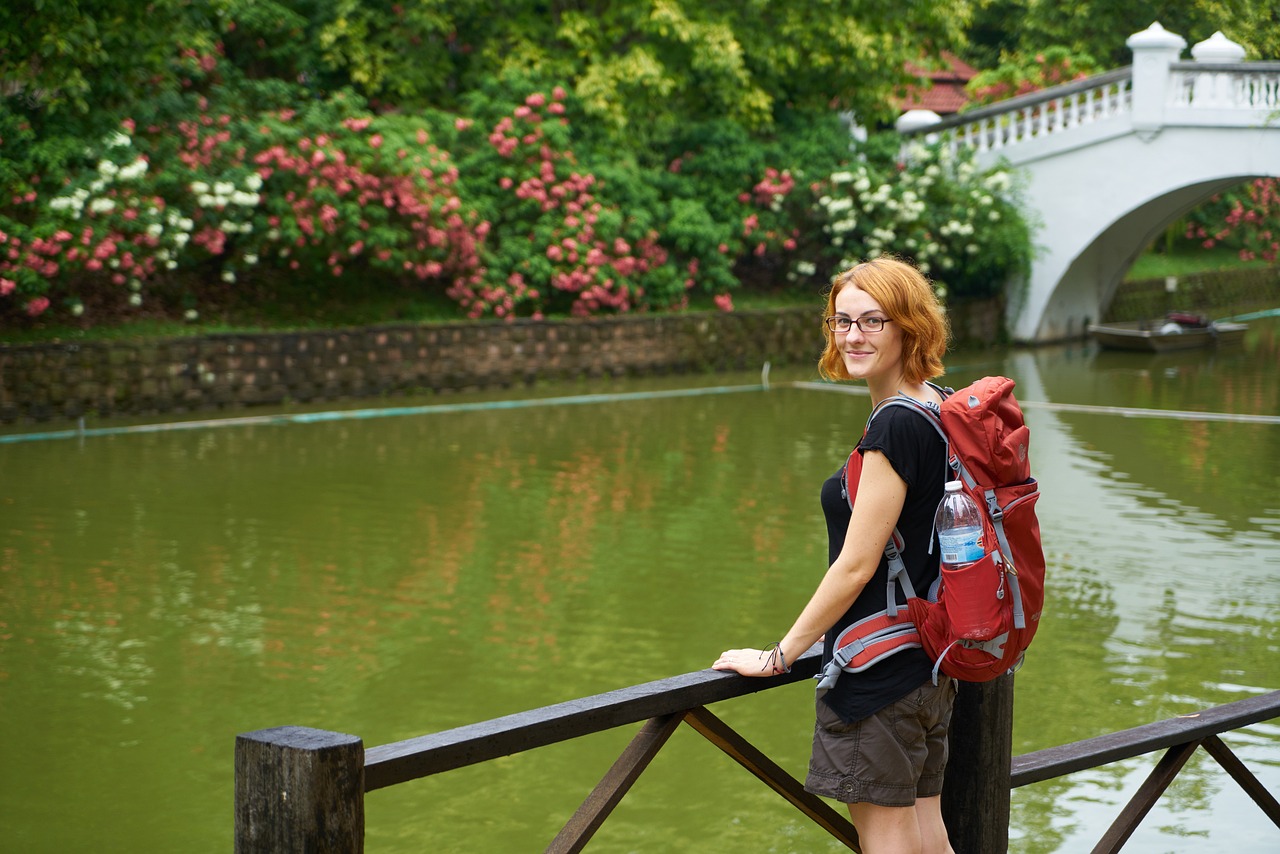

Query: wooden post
[942,674,1014,853]
[235,726,365,853]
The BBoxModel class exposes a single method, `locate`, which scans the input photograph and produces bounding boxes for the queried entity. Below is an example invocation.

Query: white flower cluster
[803,144,1026,298]
[47,131,150,220]
[188,175,263,248]
[190,175,262,214]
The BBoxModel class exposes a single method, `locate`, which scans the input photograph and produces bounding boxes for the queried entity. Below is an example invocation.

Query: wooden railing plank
[365,646,822,791]
[683,705,861,851]
[1201,734,1280,827]
[1011,690,1280,788]
[1090,740,1200,854]
[546,714,684,854]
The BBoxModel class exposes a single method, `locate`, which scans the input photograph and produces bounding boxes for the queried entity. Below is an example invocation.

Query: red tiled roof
[901,52,979,115]
[900,82,971,114]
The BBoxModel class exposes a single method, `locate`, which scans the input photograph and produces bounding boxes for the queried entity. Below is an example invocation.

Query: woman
[713,257,955,854]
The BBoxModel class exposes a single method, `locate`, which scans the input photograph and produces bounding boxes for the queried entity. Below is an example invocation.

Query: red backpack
[816,376,1046,686]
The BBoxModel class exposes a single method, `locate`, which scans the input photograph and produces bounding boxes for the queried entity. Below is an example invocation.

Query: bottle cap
[945,480,963,492]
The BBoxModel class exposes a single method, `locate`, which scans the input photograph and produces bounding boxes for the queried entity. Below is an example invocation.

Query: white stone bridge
[901,23,1280,343]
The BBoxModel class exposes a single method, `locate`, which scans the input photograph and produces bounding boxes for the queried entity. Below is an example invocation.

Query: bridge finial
[1191,31,1246,63]
[1125,22,1187,52]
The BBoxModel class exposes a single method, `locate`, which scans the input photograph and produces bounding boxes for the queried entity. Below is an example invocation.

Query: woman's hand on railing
[713,647,783,677]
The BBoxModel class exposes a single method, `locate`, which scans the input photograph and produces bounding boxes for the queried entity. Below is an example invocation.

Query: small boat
[1088,312,1248,352]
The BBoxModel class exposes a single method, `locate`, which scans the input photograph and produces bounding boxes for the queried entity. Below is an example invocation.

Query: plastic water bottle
[934,480,985,568]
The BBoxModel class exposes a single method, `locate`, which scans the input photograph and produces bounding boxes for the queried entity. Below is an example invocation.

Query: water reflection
[0,321,1277,852]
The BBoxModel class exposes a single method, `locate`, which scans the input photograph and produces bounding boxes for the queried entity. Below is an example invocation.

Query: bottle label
[938,526,985,565]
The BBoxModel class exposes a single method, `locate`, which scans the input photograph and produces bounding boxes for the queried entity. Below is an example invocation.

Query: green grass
[1124,246,1271,281]
[2,279,471,345]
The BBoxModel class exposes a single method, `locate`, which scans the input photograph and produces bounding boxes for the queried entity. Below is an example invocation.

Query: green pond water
[2,319,1278,853]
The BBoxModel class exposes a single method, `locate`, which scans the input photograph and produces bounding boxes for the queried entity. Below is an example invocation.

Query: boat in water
[1087,312,1248,352]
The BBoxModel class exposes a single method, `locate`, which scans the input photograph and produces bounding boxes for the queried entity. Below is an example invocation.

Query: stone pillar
[1126,22,1186,135]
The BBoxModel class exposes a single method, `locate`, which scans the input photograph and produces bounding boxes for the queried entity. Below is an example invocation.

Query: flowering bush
[802,139,1032,301]
[654,113,851,299]
[1,52,1034,329]
[444,84,687,319]
[1,67,490,325]
[242,108,482,291]
[1182,178,1279,263]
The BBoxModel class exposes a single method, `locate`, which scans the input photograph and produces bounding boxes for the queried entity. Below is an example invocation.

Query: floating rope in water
[792,381,1280,424]
[0,383,768,445]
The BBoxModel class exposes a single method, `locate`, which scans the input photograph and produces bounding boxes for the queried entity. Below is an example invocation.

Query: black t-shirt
[819,403,948,723]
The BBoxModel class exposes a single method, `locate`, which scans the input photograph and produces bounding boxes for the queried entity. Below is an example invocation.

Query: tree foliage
[3,0,974,158]
[966,0,1280,69]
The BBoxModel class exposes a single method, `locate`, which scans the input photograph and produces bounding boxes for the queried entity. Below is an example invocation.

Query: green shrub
[802,136,1034,302]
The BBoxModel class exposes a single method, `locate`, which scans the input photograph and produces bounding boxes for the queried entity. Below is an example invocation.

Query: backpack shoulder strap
[866,388,951,465]
[857,385,955,612]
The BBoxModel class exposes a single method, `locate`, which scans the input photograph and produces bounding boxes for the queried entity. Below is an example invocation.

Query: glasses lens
[860,317,884,332]
[827,316,851,332]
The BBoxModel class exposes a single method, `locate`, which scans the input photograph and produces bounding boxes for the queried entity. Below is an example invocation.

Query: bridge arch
[1017,132,1277,341]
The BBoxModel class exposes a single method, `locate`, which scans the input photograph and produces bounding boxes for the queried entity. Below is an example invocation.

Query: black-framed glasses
[825,315,892,334]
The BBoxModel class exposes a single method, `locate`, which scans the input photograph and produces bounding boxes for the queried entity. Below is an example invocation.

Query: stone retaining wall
[0,310,818,424]
[1104,265,1279,321]
[0,297,1007,425]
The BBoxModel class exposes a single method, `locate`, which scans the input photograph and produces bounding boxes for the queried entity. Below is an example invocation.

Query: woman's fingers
[712,648,769,675]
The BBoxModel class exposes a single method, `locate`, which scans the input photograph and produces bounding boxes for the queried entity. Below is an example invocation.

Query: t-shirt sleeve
[857,406,934,489]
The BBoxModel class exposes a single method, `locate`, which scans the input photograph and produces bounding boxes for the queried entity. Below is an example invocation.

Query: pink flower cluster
[252,125,483,282]
[737,167,801,258]
[1185,178,1279,263]
[751,167,795,206]
[450,88,674,320]
[0,172,166,318]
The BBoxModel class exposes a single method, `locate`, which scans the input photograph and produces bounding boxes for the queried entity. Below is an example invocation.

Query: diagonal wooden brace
[683,705,861,851]
[546,713,684,854]
[1091,739,1201,854]
[1201,734,1280,827]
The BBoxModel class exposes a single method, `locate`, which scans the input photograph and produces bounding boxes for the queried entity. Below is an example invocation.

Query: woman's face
[832,283,906,389]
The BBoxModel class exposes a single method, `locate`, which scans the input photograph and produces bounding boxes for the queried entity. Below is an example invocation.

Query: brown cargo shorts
[804,677,957,807]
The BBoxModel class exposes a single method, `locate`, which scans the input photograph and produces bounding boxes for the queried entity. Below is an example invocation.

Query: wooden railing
[1010,688,1280,853]
[234,648,1280,853]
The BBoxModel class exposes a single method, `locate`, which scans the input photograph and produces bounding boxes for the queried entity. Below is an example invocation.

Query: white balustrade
[936,75,1133,160]
[1170,64,1280,110]
[906,23,1277,164]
